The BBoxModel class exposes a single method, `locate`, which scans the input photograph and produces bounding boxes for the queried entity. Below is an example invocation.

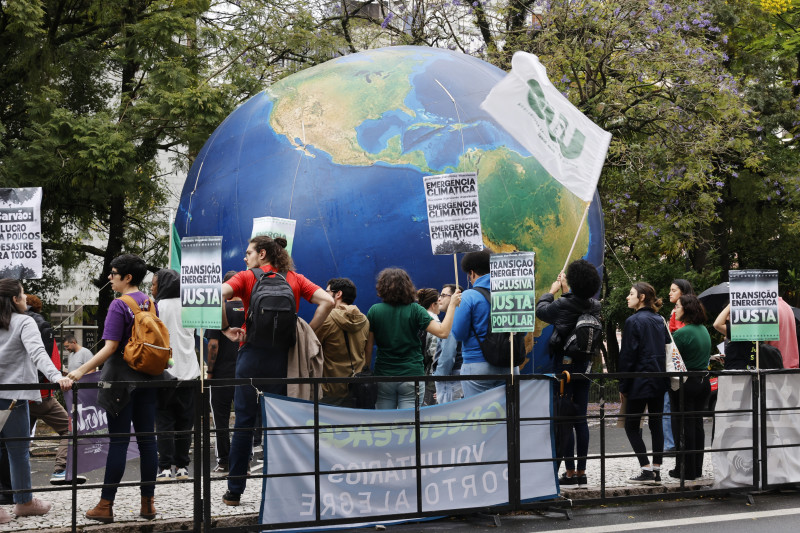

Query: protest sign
[180,236,223,329]
[259,380,557,529]
[252,216,297,255]
[729,270,779,342]
[490,253,536,333]
[0,187,43,279]
[423,172,483,255]
[64,372,138,480]
[480,52,611,203]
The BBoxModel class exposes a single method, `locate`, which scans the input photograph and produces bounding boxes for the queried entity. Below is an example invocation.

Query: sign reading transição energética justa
[180,236,222,329]
[489,252,535,333]
[729,269,779,342]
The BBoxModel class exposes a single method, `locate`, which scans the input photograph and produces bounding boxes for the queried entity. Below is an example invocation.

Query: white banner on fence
[712,373,800,489]
[259,380,557,529]
[0,187,43,279]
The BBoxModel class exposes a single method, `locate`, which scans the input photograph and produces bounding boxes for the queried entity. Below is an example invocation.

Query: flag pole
[510,333,514,385]
[168,208,174,261]
[562,201,591,272]
[200,328,205,393]
[453,254,459,291]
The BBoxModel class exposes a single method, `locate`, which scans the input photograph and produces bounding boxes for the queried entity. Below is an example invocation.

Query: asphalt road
[332,490,800,533]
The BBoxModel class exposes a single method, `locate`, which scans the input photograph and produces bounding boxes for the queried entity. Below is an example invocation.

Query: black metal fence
[2,369,799,532]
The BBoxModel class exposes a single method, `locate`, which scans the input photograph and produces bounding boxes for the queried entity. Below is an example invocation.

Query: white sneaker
[156,468,174,482]
[175,467,189,480]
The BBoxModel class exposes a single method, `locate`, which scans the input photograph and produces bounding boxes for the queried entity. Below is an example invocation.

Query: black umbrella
[698,282,730,317]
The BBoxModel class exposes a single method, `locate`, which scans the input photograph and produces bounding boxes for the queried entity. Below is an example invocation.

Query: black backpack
[562,312,603,366]
[471,287,526,368]
[245,268,297,350]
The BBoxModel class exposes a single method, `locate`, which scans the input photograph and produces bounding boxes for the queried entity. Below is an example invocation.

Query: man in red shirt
[220,236,333,506]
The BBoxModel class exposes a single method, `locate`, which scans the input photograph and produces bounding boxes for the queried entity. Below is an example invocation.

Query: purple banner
[64,372,139,479]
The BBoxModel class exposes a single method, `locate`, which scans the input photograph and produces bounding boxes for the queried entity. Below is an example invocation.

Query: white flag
[480,52,611,202]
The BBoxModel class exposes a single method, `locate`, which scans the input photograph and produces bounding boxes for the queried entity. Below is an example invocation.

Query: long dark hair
[376,268,416,306]
[632,282,663,312]
[678,294,707,325]
[672,278,695,296]
[0,278,23,330]
[250,236,294,272]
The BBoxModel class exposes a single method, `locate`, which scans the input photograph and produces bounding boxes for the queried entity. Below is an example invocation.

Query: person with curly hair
[535,259,602,489]
[365,269,460,409]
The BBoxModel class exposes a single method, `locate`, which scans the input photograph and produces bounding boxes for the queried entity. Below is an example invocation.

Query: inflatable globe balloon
[177,46,604,371]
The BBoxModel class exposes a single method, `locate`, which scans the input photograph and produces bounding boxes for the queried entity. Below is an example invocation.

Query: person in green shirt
[668,294,711,481]
[365,268,460,409]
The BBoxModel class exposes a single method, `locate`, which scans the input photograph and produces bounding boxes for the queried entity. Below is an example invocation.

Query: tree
[0,0,346,332]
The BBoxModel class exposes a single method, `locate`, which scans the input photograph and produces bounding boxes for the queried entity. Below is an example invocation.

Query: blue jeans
[0,399,33,504]
[376,381,419,410]
[228,344,288,495]
[663,392,674,449]
[460,362,515,398]
[102,388,158,501]
[436,369,463,404]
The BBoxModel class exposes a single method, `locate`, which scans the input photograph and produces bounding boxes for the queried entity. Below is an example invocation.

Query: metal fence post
[202,381,212,531]
[751,372,761,491]
[760,372,768,490]
[599,378,606,500]
[193,381,202,532]
[414,377,423,513]
[70,383,78,533]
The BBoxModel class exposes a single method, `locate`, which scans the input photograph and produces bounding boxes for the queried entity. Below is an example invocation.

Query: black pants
[625,395,665,467]
[0,441,11,499]
[156,386,195,470]
[669,377,710,479]
[209,383,235,467]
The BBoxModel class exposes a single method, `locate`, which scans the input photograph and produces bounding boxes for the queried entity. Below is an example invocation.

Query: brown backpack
[119,295,171,376]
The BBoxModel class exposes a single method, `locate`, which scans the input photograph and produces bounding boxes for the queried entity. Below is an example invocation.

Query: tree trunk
[96,195,126,340]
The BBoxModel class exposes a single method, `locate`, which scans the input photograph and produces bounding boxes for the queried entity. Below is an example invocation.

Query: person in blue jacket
[452,250,516,397]
[619,282,670,485]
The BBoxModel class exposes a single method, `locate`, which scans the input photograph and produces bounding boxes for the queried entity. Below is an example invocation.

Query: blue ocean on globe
[176,46,604,371]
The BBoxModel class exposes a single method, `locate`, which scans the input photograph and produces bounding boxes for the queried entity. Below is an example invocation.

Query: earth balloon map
[177,46,604,371]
